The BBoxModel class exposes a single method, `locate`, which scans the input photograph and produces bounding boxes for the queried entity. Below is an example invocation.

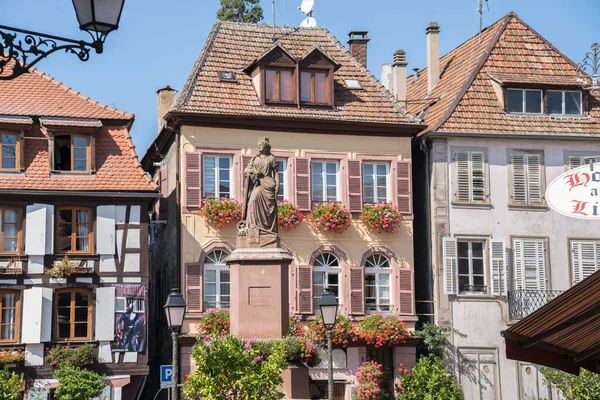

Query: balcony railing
[508,289,563,320]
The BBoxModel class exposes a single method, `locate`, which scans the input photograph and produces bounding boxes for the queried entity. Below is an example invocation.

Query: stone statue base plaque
[226,247,293,339]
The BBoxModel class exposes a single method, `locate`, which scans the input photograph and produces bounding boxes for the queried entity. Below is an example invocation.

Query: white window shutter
[95,287,116,341]
[443,237,458,294]
[22,288,43,344]
[527,154,542,205]
[490,240,507,296]
[518,239,546,290]
[97,206,116,255]
[455,151,471,202]
[40,288,53,343]
[513,239,524,290]
[471,152,486,202]
[535,240,546,290]
[25,204,53,256]
[571,241,599,285]
[512,154,527,204]
[569,155,583,170]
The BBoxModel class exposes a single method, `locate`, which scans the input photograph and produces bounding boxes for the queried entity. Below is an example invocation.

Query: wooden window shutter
[349,266,365,315]
[159,167,167,218]
[526,154,543,205]
[18,132,25,172]
[89,135,96,173]
[516,239,546,290]
[571,241,599,285]
[568,155,583,170]
[185,263,203,313]
[513,239,524,290]
[455,151,471,202]
[511,154,527,204]
[347,159,362,212]
[296,265,313,314]
[185,152,202,211]
[397,268,414,316]
[396,161,412,216]
[294,157,311,211]
[471,152,486,202]
[490,240,507,296]
[443,237,458,295]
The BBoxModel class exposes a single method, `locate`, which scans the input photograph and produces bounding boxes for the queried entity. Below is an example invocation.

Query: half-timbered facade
[143,21,424,399]
[0,63,158,399]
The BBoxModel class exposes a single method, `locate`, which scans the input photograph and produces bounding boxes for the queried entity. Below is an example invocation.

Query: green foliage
[216,0,263,23]
[541,367,600,399]
[45,344,94,369]
[414,323,466,359]
[0,367,24,400]
[397,356,463,400]
[54,366,106,400]
[183,335,288,400]
[47,256,76,278]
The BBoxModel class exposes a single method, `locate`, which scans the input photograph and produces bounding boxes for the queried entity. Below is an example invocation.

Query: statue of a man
[241,137,279,234]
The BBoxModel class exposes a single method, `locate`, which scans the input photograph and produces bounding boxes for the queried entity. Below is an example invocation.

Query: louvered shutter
[443,237,458,294]
[455,151,471,202]
[397,268,414,316]
[490,240,507,296]
[512,154,527,204]
[571,241,600,285]
[347,160,362,212]
[396,161,412,216]
[185,263,203,313]
[513,239,524,290]
[295,158,311,211]
[185,152,202,211]
[471,152,486,202]
[159,167,167,218]
[349,266,365,315]
[527,154,542,205]
[296,265,313,314]
[568,156,583,170]
[514,239,546,290]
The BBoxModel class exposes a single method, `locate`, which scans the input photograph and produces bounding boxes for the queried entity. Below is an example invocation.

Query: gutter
[418,135,434,326]
[427,131,600,141]
[0,189,162,198]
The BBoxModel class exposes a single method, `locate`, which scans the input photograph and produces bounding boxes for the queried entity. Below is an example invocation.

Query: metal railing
[508,289,563,320]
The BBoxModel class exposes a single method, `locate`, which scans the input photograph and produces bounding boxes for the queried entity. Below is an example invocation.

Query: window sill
[0,170,23,175]
[451,202,492,209]
[508,204,548,211]
[50,171,94,177]
[53,254,99,260]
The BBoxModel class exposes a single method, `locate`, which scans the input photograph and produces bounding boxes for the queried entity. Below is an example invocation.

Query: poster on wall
[113,284,146,352]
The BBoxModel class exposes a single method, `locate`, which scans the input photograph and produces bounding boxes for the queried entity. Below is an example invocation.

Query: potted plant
[278,200,303,231]
[47,256,76,278]
[0,349,25,367]
[198,198,242,228]
[361,202,402,234]
[308,202,351,234]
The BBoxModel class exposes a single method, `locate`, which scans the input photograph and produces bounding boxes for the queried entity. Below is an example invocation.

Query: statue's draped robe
[245,154,278,233]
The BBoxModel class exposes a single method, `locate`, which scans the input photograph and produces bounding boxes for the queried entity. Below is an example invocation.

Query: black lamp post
[319,289,338,400]
[0,0,125,80]
[164,288,187,400]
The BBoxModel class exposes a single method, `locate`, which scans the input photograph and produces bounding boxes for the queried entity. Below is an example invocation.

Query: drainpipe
[418,136,434,326]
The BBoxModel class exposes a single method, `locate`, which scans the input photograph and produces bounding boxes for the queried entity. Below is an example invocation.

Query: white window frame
[115,297,145,313]
[202,155,233,199]
[362,162,391,204]
[311,160,341,203]
[509,150,545,206]
[276,158,289,202]
[507,88,543,114]
[452,148,488,204]
[564,151,600,170]
[203,250,230,311]
[312,252,341,313]
[364,254,392,313]
[570,239,600,285]
[457,240,487,294]
[547,90,583,115]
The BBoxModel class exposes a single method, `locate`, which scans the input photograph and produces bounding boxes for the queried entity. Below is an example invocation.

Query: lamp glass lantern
[319,289,339,329]
[164,288,187,332]
[72,0,126,34]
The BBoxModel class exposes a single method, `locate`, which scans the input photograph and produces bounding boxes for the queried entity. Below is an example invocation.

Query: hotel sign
[547,164,600,219]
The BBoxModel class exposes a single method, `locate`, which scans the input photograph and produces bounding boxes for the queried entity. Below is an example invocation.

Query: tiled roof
[407,12,600,137]
[0,115,33,125]
[40,118,103,128]
[173,21,417,125]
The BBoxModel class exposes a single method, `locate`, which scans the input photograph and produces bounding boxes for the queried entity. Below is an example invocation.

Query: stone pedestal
[281,362,310,400]
[226,247,293,339]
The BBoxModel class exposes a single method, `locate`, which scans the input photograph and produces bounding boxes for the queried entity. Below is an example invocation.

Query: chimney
[392,49,408,107]
[348,31,370,66]
[426,21,440,91]
[157,85,177,133]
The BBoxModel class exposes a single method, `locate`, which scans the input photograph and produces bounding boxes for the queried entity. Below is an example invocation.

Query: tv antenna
[299,0,317,28]
[478,0,489,43]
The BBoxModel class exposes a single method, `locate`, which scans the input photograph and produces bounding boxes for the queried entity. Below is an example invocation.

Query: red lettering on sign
[571,200,589,216]
[564,172,591,191]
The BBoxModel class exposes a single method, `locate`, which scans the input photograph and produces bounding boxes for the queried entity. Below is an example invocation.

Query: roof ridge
[218,19,329,31]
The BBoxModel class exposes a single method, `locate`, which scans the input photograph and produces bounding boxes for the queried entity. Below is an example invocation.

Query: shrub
[197,309,230,338]
[541,367,600,399]
[45,344,94,369]
[0,367,24,400]
[414,323,466,359]
[0,348,24,365]
[354,314,407,347]
[309,202,351,234]
[278,200,303,231]
[306,314,357,347]
[397,356,463,400]
[199,198,242,228]
[361,203,402,234]
[354,361,389,400]
[54,365,106,400]
[47,256,77,278]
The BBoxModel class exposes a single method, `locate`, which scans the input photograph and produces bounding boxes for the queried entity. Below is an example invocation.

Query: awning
[502,269,600,374]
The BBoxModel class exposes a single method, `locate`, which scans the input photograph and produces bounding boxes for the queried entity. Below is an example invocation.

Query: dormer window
[547,90,582,115]
[505,87,584,116]
[54,134,90,173]
[507,89,542,114]
[265,68,294,103]
[0,133,20,171]
[300,71,329,104]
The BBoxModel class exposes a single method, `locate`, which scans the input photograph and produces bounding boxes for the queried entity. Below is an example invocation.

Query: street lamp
[0,0,125,80]
[164,288,187,400]
[577,42,600,90]
[319,289,338,400]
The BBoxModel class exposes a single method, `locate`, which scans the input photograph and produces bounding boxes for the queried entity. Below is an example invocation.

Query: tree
[216,0,264,23]
[542,367,600,399]
[397,356,463,400]
[54,366,106,400]
[0,367,24,400]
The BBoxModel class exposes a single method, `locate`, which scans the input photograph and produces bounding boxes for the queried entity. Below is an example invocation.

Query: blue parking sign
[161,365,173,388]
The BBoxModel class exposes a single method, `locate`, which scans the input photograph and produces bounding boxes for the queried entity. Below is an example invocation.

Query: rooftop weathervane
[577,43,600,90]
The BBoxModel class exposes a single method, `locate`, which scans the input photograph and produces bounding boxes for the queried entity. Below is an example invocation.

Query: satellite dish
[299,0,314,15]
[300,17,317,28]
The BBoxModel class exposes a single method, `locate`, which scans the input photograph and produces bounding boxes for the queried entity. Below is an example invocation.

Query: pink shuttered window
[396,161,412,216]
[397,268,414,316]
[347,160,362,212]
[185,152,202,211]
[296,265,313,314]
[185,263,203,313]
[349,266,365,316]
[294,157,311,211]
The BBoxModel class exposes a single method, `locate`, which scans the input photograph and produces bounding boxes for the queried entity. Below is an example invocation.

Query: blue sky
[3,0,599,155]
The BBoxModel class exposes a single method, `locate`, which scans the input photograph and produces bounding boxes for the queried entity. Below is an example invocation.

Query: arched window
[313,252,341,313]
[365,254,391,313]
[204,250,230,310]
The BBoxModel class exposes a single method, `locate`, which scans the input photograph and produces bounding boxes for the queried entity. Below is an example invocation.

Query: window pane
[363,163,373,176]
[76,210,89,224]
[266,70,278,101]
[74,323,88,338]
[380,286,390,299]
[458,242,469,258]
[73,160,86,171]
[4,209,17,225]
[365,285,375,298]
[326,163,336,174]
[565,92,581,114]
[525,90,542,113]
[220,282,230,296]
[219,157,230,169]
[2,145,15,159]
[1,323,14,340]
[473,259,484,275]
[73,136,87,147]
[507,89,523,113]
[3,239,17,253]
[1,134,16,145]
[458,258,469,275]
[58,323,70,338]
[205,270,217,282]
[326,186,337,200]
[73,148,87,161]
[1,157,15,169]
[57,236,72,252]
[204,283,216,296]
[74,307,88,322]
[459,275,469,290]
[203,156,216,198]
[54,135,71,171]
[547,91,562,114]
[473,275,485,286]
[472,242,483,258]
[221,270,230,282]
[376,164,386,175]
[57,293,70,307]
[301,72,312,102]
[75,292,89,307]
[280,70,293,101]
[315,72,327,103]
[76,237,89,251]
[379,274,390,285]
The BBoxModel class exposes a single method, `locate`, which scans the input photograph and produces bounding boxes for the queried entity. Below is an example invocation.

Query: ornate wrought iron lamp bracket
[577,42,600,90]
[0,24,105,80]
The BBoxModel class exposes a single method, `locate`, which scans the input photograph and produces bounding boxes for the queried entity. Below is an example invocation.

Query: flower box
[361,202,402,234]
[48,257,93,278]
[278,200,303,231]
[0,348,25,366]
[199,198,242,228]
[0,260,23,275]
